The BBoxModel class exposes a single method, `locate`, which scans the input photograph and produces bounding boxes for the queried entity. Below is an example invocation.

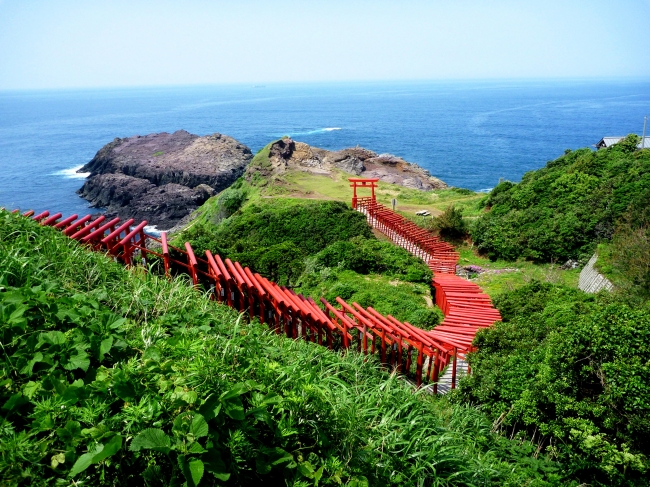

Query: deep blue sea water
[1,79,649,218]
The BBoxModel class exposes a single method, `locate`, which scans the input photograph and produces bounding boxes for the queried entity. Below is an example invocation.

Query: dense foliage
[0,211,566,486]
[214,183,248,221]
[180,200,374,285]
[432,205,468,240]
[298,237,441,329]
[596,222,650,306]
[215,200,373,257]
[179,199,440,328]
[455,281,650,486]
[310,236,431,284]
[472,136,650,262]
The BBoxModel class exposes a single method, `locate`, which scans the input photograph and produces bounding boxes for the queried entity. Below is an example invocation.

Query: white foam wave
[478,187,494,193]
[144,225,162,236]
[51,165,90,180]
[278,127,343,137]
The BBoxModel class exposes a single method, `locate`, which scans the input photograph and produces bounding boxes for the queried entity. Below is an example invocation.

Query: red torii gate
[349,178,379,209]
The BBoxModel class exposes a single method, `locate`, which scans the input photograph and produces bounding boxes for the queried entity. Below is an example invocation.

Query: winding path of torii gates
[8,180,499,393]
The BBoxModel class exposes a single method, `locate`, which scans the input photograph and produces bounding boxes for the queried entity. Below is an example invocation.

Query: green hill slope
[472,135,650,263]
[175,198,442,329]
[0,210,562,486]
[455,281,650,485]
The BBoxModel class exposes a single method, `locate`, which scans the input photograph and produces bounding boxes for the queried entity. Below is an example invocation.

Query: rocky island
[77,131,447,229]
[77,130,253,229]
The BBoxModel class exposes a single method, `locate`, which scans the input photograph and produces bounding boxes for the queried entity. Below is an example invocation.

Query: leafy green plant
[472,136,650,262]
[215,186,248,220]
[177,197,438,321]
[176,199,373,286]
[433,205,468,240]
[454,281,650,485]
[311,236,432,284]
[0,209,568,486]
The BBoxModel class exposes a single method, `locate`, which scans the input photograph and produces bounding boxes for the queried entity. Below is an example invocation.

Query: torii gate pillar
[349,178,379,209]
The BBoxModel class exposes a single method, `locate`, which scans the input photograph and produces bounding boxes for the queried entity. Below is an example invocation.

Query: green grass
[297,269,444,330]
[455,244,580,297]
[175,198,444,329]
[594,243,619,282]
[182,144,575,306]
[276,169,485,216]
[0,210,568,486]
[183,142,486,248]
[152,151,164,157]
[229,141,486,218]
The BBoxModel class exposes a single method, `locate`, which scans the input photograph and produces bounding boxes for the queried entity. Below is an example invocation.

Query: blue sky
[1,0,649,90]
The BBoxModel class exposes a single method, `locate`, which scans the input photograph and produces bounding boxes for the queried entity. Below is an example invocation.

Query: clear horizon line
[2,74,650,94]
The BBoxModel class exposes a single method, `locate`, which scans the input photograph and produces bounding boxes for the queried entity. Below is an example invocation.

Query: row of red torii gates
[349,177,501,365]
[8,179,500,392]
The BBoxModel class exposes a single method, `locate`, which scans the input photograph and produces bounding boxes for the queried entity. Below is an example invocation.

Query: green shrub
[237,241,305,286]
[313,240,376,274]
[177,199,373,287]
[454,281,650,485]
[433,205,468,239]
[472,137,650,262]
[302,270,443,330]
[0,210,565,486]
[451,187,475,196]
[216,186,247,219]
[606,220,650,304]
[215,200,373,255]
[312,237,432,284]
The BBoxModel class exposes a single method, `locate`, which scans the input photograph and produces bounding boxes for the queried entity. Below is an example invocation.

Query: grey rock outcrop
[77,130,252,229]
[245,138,447,190]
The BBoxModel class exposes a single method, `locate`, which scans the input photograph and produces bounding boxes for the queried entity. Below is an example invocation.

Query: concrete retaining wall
[579,254,614,293]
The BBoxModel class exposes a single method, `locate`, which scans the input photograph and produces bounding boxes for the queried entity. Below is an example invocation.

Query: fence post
[140,229,148,265]
[415,344,424,388]
[451,347,458,390]
[123,240,133,266]
[432,349,440,394]
[342,317,350,349]
[160,232,170,277]
[405,345,412,373]
[184,242,198,286]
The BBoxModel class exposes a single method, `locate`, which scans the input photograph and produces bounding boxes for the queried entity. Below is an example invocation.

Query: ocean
[1,79,649,217]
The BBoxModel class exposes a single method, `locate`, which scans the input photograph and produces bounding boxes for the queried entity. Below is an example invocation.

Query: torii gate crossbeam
[349,178,379,209]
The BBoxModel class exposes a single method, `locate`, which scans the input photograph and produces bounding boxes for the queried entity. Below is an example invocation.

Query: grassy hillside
[0,210,565,486]
[173,142,495,323]
[453,244,581,296]
[178,141,587,307]
[191,139,485,223]
[175,198,442,328]
[472,135,650,263]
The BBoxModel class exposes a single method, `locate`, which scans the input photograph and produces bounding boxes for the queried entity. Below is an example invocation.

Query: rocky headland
[77,132,446,229]
[77,130,253,229]
[245,138,447,190]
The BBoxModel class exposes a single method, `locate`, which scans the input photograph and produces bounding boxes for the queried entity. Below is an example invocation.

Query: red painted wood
[353,198,503,389]
[11,201,504,393]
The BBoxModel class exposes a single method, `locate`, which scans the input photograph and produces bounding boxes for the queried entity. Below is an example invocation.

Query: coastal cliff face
[77,130,253,229]
[246,138,447,190]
